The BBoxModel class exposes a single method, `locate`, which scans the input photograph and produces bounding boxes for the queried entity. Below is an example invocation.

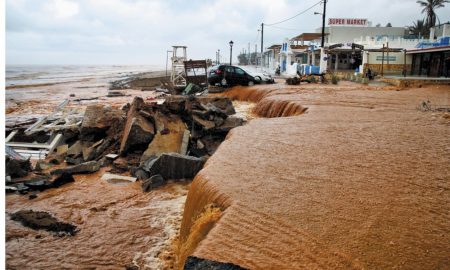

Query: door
[234,67,247,85]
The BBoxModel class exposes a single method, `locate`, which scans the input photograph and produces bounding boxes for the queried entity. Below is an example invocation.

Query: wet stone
[10,210,77,236]
[6,156,32,178]
[141,174,165,192]
[184,256,247,270]
[50,161,100,175]
[141,152,205,180]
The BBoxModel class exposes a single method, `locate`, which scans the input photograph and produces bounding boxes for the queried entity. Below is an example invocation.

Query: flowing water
[179,83,450,269]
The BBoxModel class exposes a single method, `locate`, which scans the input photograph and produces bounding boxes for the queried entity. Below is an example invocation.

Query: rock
[65,156,84,165]
[5,156,32,178]
[141,152,205,180]
[35,160,52,171]
[101,173,137,184]
[141,174,165,192]
[24,173,74,191]
[214,117,244,133]
[141,114,188,161]
[50,161,100,175]
[10,210,77,236]
[80,104,125,141]
[120,97,155,154]
[192,115,215,130]
[184,256,246,270]
[112,158,129,172]
[56,144,69,156]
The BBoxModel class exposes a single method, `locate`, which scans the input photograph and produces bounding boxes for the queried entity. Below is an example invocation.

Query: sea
[5,65,164,88]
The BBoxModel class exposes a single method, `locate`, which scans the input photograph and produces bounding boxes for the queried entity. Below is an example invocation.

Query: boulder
[141,174,165,192]
[120,97,155,154]
[213,117,244,133]
[141,114,188,161]
[6,156,32,178]
[10,210,77,235]
[80,104,125,140]
[50,161,100,175]
[140,152,205,180]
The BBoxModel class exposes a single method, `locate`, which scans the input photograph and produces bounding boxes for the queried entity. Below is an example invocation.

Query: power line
[265,25,311,32]
[265,0,323,26]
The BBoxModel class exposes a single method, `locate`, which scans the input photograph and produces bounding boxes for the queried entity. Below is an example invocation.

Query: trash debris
[5,156,32,178]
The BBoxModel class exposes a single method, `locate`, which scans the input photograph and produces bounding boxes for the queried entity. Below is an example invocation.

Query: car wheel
[248,81,255,86]
[255,76,262,81]
[221,78,227,86]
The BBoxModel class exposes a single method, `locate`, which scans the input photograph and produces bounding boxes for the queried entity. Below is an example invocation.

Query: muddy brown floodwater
[6,168,190,269]
[179,82,450,269]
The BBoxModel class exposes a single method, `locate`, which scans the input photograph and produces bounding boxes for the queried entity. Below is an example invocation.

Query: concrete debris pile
[5,95,244,194]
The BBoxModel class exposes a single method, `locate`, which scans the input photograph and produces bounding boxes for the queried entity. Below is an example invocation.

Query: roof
[266,44,282,50]
[291,33,328,41]
[407,45,450,54]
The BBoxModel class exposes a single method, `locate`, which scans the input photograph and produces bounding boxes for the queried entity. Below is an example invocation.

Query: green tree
[409,19,428,37]
[386,22,392,27]
[416,0,450,28]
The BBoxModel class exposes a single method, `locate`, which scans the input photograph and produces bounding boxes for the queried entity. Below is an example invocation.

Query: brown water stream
[6,168,189,269]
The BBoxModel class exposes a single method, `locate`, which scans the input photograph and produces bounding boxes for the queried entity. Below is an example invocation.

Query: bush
[362,78,369,85]
[331,74,339,84]
[310,76,317,83]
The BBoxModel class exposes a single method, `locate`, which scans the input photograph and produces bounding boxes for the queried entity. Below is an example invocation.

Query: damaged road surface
[5,90,245,269]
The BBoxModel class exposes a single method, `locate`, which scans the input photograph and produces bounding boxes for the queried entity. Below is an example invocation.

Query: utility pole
[248,42,250,65]
[321,0,327,48]
[255,44,257,65]
[261,23,264,67]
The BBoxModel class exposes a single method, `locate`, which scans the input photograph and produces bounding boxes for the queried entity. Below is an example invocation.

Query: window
[225,66,234,73]
[235,68,245,75]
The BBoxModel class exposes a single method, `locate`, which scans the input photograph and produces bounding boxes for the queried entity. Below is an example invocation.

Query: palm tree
[416,0,450,28]
[409,19,428,37]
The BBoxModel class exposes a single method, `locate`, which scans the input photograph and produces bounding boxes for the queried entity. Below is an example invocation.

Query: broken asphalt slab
[10,210,77,236]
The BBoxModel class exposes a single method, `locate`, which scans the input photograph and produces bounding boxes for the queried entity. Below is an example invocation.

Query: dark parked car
[208,65,258,86]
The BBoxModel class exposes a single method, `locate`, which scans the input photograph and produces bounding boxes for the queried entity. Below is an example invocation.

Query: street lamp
[165,50,172,77]
[229,40,234,65]
[218,49,220,64]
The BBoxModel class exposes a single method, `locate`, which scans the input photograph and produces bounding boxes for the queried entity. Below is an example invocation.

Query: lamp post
[229,40,234,65]
[218,49,220,64]
[165,50,172,77]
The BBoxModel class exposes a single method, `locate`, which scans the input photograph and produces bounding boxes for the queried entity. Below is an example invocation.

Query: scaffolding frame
[171,46,187,87]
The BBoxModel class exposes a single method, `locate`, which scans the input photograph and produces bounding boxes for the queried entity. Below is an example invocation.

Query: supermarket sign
[328,18,368,26]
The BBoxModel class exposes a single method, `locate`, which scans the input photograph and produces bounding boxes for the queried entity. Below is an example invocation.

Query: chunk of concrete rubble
[5,156,32,178]
[140,114,189,161]
[214,117,244,133]
[105,153,119,160]
[184,256,247,270]
[141,174,165,192]
[80,104,125,140]
[34,160,52,171]
[24,173,74,191]
[120,97,155,154]
[56,144,69,156]
[101,173,136,184]
[10,210,77,236]
[140,152,205,180]
[50,161,100,175]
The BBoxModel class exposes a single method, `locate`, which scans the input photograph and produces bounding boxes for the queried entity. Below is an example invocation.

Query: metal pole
[218,49,220,64]
[165,50,172,77]
[381,44,384,76]
[403,49,407,77]
[261,23,264,67]
[230,46,233,65]
[321,0,327,48]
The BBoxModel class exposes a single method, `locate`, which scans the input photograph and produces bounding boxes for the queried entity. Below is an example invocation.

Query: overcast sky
[5,0,450,65]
